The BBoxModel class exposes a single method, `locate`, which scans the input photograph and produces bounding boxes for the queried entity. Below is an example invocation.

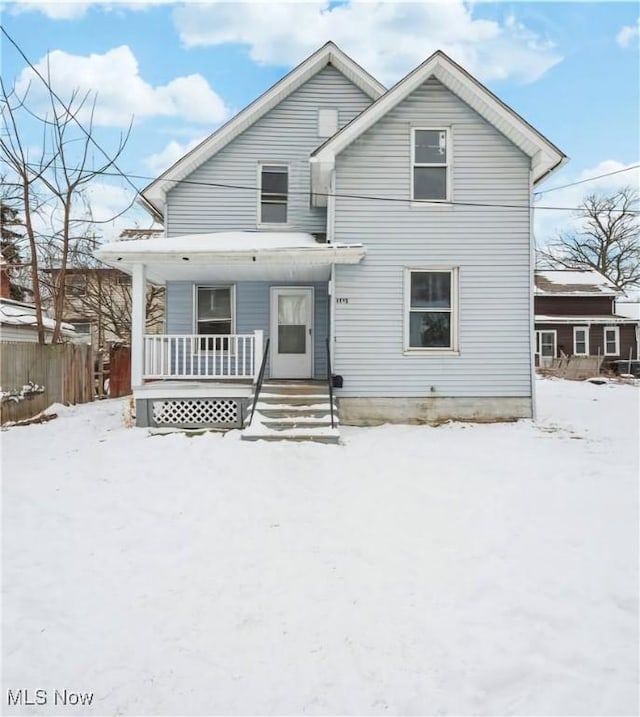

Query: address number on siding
[336,298,349,304]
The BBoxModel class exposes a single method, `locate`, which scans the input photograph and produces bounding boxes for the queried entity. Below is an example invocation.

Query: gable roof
[311,50,567,186]
[140,42,385,221]
[534,270,622,297]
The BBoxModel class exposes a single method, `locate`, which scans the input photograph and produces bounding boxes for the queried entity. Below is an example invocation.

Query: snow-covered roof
[0,298,75,334]
[534,270,622,297]
[95,231,365,284]
[99,231,342,254]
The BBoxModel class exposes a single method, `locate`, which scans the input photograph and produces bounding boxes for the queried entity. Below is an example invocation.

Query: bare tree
[66,261,165,345]
[0,72,133,342]
[538,187,640,289]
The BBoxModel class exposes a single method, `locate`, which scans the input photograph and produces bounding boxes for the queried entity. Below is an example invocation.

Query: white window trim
[257,162,290,228]
[403,267,459,354]
[573,326,590,356]
[603,326,620,356]
[535,330,557,359]
[193,284,236,353]
[410,127,452,206]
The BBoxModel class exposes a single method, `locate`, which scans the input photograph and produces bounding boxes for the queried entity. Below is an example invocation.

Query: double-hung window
[603,326,619,356]
[259,164,288,224]
[195,286,233,351]
[412,128,450,202]
[405,268,458,351]
[573,326,589,356]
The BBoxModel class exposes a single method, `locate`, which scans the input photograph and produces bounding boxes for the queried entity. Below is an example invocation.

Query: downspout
[529,167,537,420]
[327,169,336,367]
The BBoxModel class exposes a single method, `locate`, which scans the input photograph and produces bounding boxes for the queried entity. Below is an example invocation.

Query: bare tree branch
[538,187,640,290]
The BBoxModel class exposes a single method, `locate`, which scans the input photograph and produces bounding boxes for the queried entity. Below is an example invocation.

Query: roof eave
[140,42,385,216]
[313,51,567,176]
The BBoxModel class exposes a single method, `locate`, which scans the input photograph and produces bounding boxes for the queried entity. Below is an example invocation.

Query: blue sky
[2,1,639,242]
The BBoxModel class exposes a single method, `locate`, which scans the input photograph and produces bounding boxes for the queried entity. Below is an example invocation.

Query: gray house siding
[166,281,328,379]
[166,66,373,237]
[332,77,533,400]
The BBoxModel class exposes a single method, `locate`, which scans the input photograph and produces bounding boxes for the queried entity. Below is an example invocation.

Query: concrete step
[262,382,329,395]
[256,406,335,419]
[259,418,336,430]
[243,382,340,443]
[242,433,340,444]
[256,395,334,407]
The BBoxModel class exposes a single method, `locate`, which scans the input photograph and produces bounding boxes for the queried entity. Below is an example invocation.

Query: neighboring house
[96,42,567,434]
[0,297,76,342]
[44,264,164,351]
[534,269,640,367]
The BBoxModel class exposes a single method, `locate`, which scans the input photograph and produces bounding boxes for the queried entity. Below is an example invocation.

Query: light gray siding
[166,66,373,236]
[166,281,328,379]
[332,77,533,398]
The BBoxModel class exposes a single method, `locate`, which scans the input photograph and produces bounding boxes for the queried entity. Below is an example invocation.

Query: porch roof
[95,231,366,283]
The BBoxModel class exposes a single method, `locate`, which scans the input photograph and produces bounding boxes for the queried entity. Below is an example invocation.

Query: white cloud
[144,136,207,176]
[616,18,640,48]
[9,0,173,19]
[172,1,562,85]
[534,160,640,246]
[14,46,230,127]
[10,1,91,19]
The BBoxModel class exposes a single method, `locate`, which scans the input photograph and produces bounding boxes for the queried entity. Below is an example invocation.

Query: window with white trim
[259,164,288,224]
[412,128,449,201]
[603,326,619,356]
[405,268,458,350]
[195,286,234,351]
[573,326,589,356]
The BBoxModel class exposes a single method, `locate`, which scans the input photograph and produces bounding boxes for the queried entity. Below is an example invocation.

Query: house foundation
[336,396,533,426]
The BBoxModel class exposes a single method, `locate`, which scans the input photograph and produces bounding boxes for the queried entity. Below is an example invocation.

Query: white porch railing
[143,330,263,381]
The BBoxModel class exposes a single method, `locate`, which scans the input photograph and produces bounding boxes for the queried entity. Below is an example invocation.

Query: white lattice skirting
[152,398,240,427]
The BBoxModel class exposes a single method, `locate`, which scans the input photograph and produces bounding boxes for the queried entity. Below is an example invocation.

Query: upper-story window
[65,275,87,297]
[259,164,288,224]
[411,128,450,202]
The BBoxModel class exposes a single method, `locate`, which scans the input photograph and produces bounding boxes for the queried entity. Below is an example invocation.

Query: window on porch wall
[196,286,233,351]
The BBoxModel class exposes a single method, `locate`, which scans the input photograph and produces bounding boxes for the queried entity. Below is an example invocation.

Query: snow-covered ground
[2,379,638,716]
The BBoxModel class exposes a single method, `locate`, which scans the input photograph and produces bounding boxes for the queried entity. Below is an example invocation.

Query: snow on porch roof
[95,231,366,284]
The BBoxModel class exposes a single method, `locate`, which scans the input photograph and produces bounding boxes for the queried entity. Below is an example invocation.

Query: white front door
[270,287,313,379]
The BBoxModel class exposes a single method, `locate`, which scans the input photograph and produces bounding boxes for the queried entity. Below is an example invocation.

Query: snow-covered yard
[2,378,638,716]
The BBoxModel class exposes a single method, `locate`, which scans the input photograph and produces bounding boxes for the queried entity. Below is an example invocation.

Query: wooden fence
[1,342,94,424]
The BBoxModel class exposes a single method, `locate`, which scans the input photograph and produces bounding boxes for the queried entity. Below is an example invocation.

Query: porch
[94,231,365,431]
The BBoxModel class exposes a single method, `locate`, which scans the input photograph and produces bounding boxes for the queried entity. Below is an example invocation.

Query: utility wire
[4,26,638,215]
[534,164,640,196]
[1,26,141,198]
[87,168,640,213]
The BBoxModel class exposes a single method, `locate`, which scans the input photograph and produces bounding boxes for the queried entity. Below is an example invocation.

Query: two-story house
[534,269,640,368]
[97,42,567,438]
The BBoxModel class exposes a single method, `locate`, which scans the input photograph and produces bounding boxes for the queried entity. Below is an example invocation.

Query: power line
[3,25,637,215]
[534,164,640,196]
[89,168,640,213]
[0,26,141,199]
[15,152,640,215]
